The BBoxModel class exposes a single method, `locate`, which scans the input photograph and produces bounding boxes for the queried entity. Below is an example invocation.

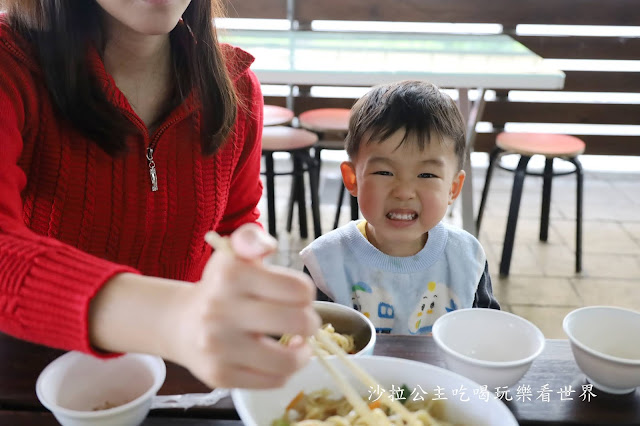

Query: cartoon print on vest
[408,281,459,334]
[351,281,394,334]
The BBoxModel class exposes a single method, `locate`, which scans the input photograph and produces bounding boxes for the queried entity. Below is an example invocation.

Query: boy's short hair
[345,80,466,170]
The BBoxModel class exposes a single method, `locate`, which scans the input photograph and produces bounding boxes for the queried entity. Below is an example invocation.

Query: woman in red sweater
[0,0,320,389]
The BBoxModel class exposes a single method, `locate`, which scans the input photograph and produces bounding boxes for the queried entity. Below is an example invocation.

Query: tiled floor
[257,154,640,339]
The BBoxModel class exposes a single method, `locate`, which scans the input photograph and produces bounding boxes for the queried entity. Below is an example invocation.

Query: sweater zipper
[146,145,159,192]
[145,110,194,192]
[122,109,189,192]
[145,124,171,193]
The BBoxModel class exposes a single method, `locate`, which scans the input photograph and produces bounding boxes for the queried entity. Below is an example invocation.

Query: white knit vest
[301,221,486,335]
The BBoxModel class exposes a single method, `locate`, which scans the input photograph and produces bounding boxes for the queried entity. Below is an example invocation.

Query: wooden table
[220,30,566,236]
[1,332,638,424]
[0,412,242,426]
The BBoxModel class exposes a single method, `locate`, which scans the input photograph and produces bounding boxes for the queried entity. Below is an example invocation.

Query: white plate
[232,355,518,426]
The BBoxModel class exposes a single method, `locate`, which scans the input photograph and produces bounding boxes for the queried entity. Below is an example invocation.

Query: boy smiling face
[341,128,465,257]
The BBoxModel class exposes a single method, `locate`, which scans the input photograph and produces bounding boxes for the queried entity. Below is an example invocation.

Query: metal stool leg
[286,158,297,233]
[314,145,323,178]
[569,156,583,273]
[500,155,531,277]
[540,157,554,242]
[287,146,323,234]
[291,154,309,239]
[333,183,346,229]
[350,195,359,221]
[477,147,503,233]
[264,152,277,237]
[303,150,322,238]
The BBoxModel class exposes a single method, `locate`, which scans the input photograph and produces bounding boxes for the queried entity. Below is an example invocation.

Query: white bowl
[36,351,166,426]
[432,309,545,390]
[563,306,640,394]
[313,301,376,356]
[232,355,517,425]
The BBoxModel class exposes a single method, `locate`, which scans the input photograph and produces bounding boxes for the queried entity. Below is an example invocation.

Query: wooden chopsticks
[314,329,430,426]
[309,336,375,421]
[204,231,233,254]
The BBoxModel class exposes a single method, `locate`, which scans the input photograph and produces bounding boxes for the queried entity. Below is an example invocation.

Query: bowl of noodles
[313,301,376,356]
[280,301,376,357]
[232,355,518,425]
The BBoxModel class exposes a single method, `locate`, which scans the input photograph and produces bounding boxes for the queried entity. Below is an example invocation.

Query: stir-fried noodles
[272,388,451,426]
[276,328,451,425]
[280,324,356,355]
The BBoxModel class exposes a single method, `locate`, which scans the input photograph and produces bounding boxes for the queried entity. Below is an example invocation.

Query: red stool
[298,108,359,228]
[299,108,351,133]
[263,105,294,127]
[261,126,321,239]
[477,133,585,276]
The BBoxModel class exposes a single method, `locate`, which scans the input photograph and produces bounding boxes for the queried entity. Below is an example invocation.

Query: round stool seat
[263,105,295,126]
[299,108,350,132]
[496,133,585,158]
[261,126,318,152]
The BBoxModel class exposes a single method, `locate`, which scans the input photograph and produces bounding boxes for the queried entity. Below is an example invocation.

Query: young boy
[300,80,500,335]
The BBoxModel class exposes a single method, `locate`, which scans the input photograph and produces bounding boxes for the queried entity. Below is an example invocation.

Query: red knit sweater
[0,21,264,355]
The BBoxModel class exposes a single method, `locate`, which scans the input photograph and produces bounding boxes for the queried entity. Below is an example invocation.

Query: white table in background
[221,30,565,235]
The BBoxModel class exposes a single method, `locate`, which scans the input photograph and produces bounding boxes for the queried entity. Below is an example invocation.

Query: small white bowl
[232,355,518,425]
[563,306,640,394]
[313,301,376,356]
[36,351,166,426]
[432,309,545,390]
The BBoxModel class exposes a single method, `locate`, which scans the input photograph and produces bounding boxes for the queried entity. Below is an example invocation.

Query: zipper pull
[146,147,159,192]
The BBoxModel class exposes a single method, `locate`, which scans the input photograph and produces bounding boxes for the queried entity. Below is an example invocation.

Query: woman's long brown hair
[2,0,237,156]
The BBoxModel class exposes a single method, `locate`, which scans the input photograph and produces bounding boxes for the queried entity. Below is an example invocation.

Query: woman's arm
[89,224,321,389]
[0,45,139,355]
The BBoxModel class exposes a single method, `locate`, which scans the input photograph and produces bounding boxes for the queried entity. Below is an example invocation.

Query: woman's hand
[168,223,321,389]
[90,223,321,390]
